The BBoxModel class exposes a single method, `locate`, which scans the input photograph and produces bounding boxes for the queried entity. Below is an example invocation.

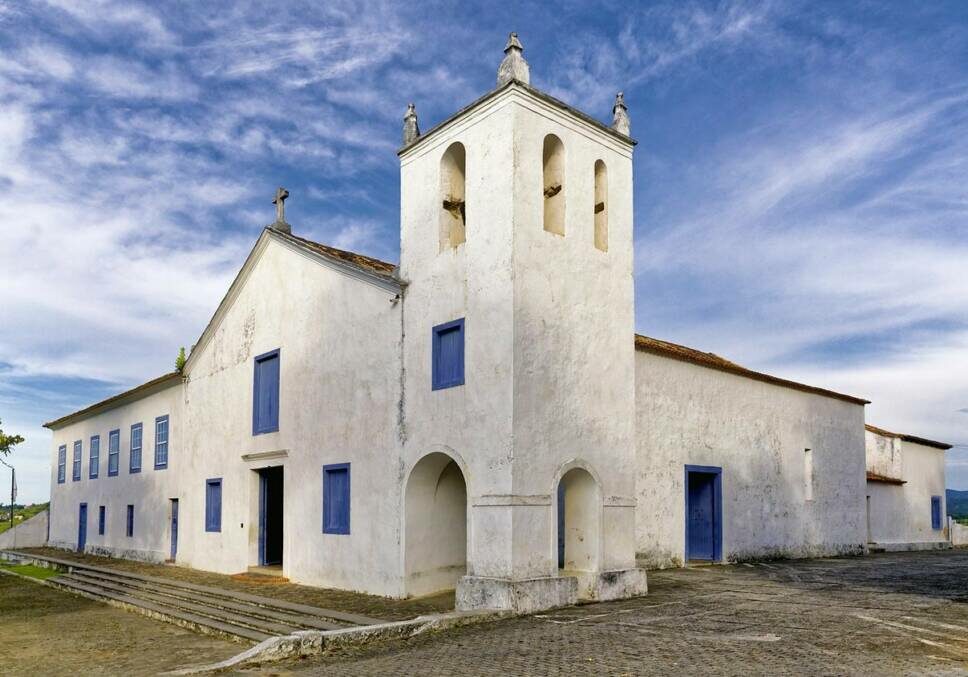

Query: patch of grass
[0,563,60,580]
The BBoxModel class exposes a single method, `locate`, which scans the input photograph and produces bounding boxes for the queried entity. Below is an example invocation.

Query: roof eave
[43,372,183,430]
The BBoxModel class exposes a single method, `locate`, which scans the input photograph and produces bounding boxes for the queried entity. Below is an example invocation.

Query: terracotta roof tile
[43,372,182,430]
[634,334,869,405]
[279,230,397,277]
[865,424,952,450]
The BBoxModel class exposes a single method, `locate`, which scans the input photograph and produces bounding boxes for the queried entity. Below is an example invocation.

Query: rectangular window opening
[57,445,66,484]
[108,429,120,477]
[253,349,281,435]
[323,463,351,535]
[72,440,82,482]
[205,478,222,532]
[89,435,100,479]
[432,318,465,391]
[126,504,134,537]
[931,496,943,530]
[98,506,106,535]
[804,448,813,502]
[154,415,169,469]
[130,423,143,473]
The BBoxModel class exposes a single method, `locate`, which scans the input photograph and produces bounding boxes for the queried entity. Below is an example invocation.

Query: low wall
[0,510,48,549]
[949,518,968,547]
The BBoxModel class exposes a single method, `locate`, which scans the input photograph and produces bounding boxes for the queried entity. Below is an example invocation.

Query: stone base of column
[586,567,648,601]
[456,574,578,614]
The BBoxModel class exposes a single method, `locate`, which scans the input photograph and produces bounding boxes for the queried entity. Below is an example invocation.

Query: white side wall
[0,509,48,549]
[866,433,947,544]
[635,352,867,568]
[48,383,183,562]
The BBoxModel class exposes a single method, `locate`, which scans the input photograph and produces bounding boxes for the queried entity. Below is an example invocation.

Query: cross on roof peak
[270,187,291,234]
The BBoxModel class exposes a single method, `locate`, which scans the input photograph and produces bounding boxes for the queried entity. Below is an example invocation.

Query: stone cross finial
[497,32,530,87]
[611,92,630,136]
[271,187,291,233]
[403,103,420,145]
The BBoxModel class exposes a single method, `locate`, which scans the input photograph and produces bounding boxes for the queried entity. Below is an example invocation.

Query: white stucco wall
[635,351,867,568]
[0,509,48,549]
[398,83,640,597]
[866,431,947,544]
[180,234,403,595]
[48,381,183,562]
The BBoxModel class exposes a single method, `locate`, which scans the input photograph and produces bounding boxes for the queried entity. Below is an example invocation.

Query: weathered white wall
[866,432,947,544]
[180,235,402,595]
[0,509,48,549]
[635,351,867,568]
[950,518,968,546]
[48,383,183,562]
[399,84,642,608]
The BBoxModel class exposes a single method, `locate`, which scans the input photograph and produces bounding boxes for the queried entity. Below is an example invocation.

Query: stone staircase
[1,551,381,644]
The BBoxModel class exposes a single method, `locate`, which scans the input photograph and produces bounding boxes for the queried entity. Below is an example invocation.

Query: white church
[44,35,951,614]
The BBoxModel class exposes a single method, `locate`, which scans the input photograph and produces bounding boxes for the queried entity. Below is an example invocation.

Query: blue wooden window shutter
[931,496,942,530]
[98,506,106,535]
[154,415,169,469]
[432,318,465,390]
[126,504,134,537]
[108,429,120,476]
[130,423,143,473]
[72,440,82,481]
[89,435,100,479]
[206,478,222,532]
[253,349,281,434]
[57,445,66,484]
[322,463,351,534]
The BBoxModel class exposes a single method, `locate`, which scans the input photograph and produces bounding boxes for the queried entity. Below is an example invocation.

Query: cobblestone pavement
[244,550,968,676]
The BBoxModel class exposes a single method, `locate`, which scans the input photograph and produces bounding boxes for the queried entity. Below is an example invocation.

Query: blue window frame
[253,349,281,434]
[154,415,169,469]
[322,463,351,535]
[126,504,134,537]
[431,318,465,390]
[57,445,66,484]
[129,423,142,473]
[72,440,82,481]
[108,429,120,476]
[931,495,943,530]
[205,478,222,532]
[89,435,100,479]
[98,506,106,535]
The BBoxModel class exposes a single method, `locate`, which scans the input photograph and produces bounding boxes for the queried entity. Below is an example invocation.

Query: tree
[175,347,187,373]
[0,418,24,457]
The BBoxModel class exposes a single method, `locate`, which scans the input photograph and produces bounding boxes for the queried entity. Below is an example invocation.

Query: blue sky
[1,0,966,503]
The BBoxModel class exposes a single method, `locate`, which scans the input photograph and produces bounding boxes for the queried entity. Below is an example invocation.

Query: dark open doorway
[259,466,284,567]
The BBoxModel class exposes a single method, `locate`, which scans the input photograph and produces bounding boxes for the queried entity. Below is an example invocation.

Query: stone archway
[556,466,601,574]
[404,452,468,597]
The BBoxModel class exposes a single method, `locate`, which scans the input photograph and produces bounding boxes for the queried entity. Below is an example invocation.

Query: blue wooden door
[77,503,87,552]
[170,499,179,560]
[687,474,715,560]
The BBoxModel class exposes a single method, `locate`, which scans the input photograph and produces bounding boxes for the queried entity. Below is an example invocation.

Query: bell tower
[397,34,646,612]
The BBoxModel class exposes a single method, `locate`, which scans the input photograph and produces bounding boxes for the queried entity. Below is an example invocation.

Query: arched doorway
[405,453,468,597]
[556,467,600,573]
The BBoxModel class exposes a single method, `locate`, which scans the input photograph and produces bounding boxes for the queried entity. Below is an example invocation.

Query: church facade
[44,36,948,613]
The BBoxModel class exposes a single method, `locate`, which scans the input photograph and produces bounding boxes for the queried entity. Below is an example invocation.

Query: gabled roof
[634,334,870,406]
[865,424,952,450]
[277,230,397,279]
[399,79,636,156]
[182,227,400,376]
[43,371,182,430]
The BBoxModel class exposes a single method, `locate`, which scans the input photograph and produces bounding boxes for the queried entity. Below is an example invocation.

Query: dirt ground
[0,573,239,676]
[18,546,454,620]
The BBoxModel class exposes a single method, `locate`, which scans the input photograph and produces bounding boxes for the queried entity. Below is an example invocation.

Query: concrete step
[5,550,381,626]
[68,569,343,631]
[59,572,305,636]
[48,576,272,644]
